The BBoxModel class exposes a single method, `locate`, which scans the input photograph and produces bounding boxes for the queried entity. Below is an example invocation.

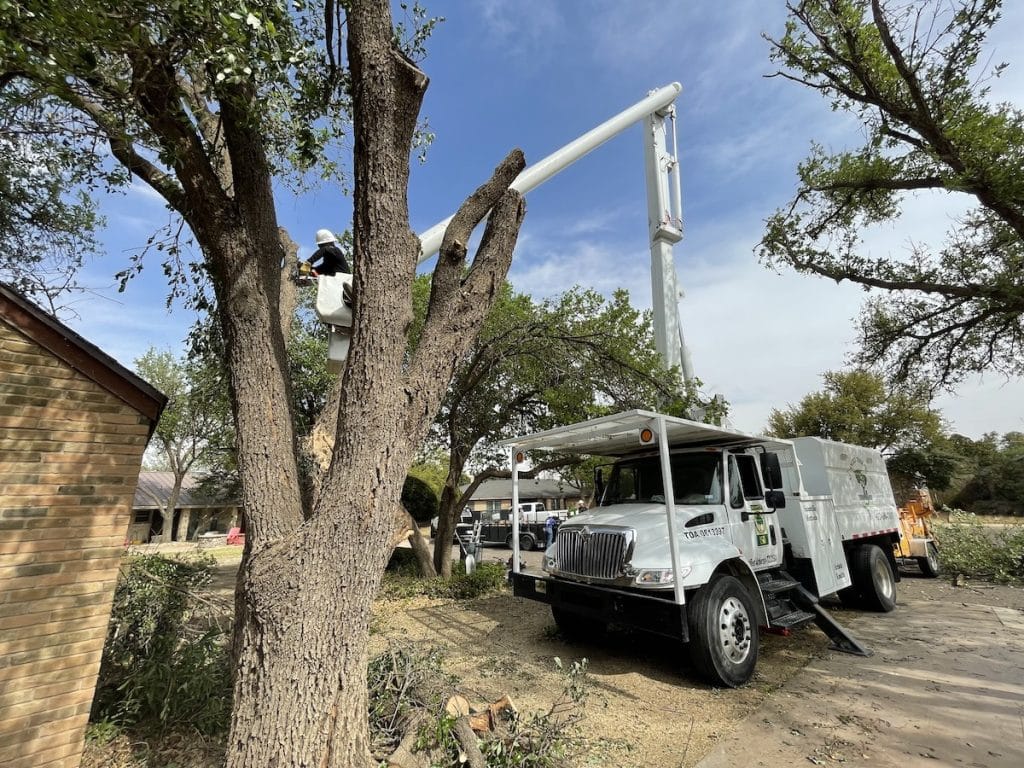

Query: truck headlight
[543,555,556,572]
[634,566,691,585]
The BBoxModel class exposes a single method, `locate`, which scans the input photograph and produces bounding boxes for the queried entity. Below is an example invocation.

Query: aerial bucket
[314,273,353,369]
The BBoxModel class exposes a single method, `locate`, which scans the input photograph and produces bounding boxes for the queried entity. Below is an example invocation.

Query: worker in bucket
[302,229,351,277]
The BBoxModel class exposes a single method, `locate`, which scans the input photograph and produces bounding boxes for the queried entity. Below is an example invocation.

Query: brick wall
[1,322,151,768]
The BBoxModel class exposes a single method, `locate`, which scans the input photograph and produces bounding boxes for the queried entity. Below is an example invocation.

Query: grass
[197,545,245,562]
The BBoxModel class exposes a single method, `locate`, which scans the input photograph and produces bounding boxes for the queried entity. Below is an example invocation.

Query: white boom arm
[415,81,693,383]
[319,83,695,384]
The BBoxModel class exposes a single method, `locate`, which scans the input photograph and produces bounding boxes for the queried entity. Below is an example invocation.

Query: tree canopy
[947,430,1024,514]
[762,0,1024,388]
[766,368,955,488]
[418,277,704,575]
[0,87,106,312]
[2,1,528,765]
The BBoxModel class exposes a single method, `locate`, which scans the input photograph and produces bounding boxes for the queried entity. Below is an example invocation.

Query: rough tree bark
[223,3,526,766]
[4,1,522,763]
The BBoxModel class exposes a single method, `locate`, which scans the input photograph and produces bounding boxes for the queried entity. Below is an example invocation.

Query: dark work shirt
[308,243,351,276]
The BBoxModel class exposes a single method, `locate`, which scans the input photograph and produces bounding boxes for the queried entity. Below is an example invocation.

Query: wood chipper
[894,488,941,577]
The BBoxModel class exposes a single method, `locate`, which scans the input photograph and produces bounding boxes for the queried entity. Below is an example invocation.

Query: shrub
[381,559,509,601]
[933,513,1024,583]
[403,473,440,524]
[441,562,508,600]
[92,553,231,734]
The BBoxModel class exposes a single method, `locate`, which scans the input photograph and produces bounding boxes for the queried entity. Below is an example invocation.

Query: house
[130,471,241,543]
[0,284,166,768]
[461,477,586,516]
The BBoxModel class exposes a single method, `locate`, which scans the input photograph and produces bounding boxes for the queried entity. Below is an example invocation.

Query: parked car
[429,508,474,540]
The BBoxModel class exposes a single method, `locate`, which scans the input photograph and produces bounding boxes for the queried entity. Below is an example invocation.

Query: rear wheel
[687,575,759,688]
[917,542,941,578]
[551,606,607,642]
[852,544,897,612]
[505,533,536,551]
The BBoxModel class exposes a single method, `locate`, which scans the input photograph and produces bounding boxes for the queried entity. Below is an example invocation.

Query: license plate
[535,579,547,594]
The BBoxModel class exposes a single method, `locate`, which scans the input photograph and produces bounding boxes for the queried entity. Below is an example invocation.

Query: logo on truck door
[753,514,769,546]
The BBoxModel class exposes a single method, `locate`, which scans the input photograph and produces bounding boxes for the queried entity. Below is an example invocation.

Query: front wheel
[687,575,759,688]
[852,544,897,612]
[917,542,941,578]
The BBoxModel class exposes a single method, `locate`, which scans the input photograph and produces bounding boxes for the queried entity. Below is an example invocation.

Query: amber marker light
[515,451,525,464]
[639,428,654,443]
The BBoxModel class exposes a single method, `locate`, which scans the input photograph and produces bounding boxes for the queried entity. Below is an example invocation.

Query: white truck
[504,410,901,687]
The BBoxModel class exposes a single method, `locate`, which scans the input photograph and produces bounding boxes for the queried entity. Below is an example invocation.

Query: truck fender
[712,559,770,628]
[683,541,769,628]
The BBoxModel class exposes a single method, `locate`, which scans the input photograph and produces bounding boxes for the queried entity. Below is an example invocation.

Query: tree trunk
[402,510,437,578]
[224,2,524,763]
[433,457,468,578]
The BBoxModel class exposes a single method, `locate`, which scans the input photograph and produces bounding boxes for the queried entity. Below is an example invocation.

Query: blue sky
[70,0,1024,438]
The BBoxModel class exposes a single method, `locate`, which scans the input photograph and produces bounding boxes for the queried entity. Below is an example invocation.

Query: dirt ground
[371,546,1024,767]
[86,543,1024,767]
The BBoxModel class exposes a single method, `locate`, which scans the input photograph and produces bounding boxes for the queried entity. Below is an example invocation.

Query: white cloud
[472,0,564,63]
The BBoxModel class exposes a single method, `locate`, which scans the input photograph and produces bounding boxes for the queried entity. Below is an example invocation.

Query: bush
[402,474,439,524]
[441,562,508,600]
[92,554,231,734]
[933,514,1024,583]
[381,559,509,601]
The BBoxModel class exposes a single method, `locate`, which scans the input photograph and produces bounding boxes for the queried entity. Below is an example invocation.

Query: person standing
[305,229,351,276]
[545,513,560,548]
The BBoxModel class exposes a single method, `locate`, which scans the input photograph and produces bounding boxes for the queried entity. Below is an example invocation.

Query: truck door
[726,453,782,571]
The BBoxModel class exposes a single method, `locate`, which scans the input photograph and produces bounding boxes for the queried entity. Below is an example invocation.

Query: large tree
[766,368,956,489]
[2,2,526,765]
[761,0,1024,388]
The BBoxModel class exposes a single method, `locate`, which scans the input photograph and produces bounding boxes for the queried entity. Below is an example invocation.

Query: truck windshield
[602,452,723,506]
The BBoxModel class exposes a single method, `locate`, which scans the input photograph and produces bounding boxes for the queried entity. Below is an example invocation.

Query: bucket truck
[312,85,904,690]
[504,410,903,688]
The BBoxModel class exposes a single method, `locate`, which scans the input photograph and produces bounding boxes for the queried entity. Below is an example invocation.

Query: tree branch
[57,88,187,212]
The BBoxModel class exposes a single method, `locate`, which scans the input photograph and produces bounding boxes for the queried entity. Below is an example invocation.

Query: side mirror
[594,468,604,503]
[765,489,786,510]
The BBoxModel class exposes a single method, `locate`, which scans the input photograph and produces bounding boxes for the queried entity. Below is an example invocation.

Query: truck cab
[564,448,783,591]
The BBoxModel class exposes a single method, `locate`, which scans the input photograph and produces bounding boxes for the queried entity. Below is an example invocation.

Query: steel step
[770,609,816,629]
[758,577,801,594]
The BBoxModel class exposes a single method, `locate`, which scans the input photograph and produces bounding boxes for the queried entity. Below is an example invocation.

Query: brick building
[0,285,166,768]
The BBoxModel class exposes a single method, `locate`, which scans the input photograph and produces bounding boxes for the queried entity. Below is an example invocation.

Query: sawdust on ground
[82,544,1024,768]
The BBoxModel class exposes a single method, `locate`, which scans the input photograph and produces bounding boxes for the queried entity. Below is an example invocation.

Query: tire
[505,533,536,551]
[836,585,861,608]
[852,544,897,612]
[686,575,759,688]
[552,606,607,642]
[916,542,941,578]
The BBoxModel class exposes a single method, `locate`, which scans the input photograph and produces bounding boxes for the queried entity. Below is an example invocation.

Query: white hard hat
[315,228,336,245]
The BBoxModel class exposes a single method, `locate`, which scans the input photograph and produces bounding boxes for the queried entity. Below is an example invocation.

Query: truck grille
[556,526,633,581]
